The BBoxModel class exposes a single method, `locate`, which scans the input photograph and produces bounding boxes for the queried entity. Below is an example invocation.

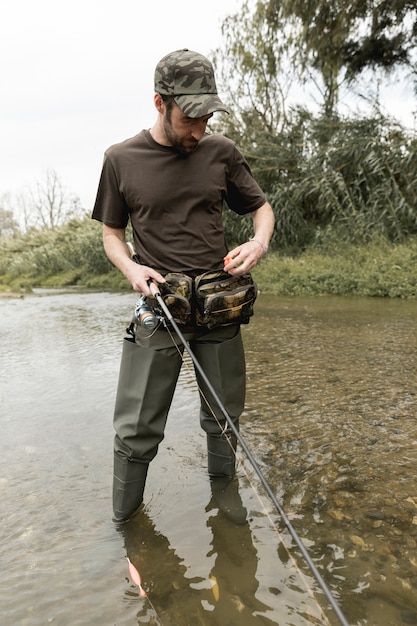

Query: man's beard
[162,116,198,156]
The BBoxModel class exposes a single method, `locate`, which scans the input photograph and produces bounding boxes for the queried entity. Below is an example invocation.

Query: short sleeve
[91,153,130,228]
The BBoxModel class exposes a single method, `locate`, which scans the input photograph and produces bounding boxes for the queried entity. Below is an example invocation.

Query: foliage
[2,1,417,298]
[213,0,297,138]
[0,204,20,239]
[0,217,113,290]
[221,110,417,250]
[0,214,416,299]
[215,0,417,121]
[252,235,417,298]
[271,0,417,114]
[212,3,417,251]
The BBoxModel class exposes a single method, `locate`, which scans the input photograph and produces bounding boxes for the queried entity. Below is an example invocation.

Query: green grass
[252,236,417,298]
[1,228,416,299]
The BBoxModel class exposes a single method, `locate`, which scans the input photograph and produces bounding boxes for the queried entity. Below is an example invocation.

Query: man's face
[162,102,213,154]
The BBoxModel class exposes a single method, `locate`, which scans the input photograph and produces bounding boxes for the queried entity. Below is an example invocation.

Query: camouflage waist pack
[195,271,258,329]
[156,270,258,328]
[158,273,193,325]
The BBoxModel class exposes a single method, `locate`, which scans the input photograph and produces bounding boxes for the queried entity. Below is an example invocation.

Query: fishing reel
[133,296,163,330]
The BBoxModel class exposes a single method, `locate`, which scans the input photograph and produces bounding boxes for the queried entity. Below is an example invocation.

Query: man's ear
[154,93,164,113]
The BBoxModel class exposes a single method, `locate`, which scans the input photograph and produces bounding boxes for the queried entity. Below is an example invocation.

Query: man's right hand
[102,224,166,295]
[126,261,166,296]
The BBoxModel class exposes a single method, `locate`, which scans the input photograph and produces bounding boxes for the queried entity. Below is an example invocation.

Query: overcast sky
[1,0,415,213]
[1,0,241,211]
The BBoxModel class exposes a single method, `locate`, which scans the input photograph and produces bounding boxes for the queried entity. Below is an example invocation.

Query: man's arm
[102,224,165,295]
[223,202,275,276]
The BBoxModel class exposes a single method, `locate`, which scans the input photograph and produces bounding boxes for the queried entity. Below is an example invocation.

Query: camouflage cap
[154,48,229,118]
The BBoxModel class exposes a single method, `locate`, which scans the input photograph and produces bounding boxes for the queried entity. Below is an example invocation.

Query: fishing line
[162,322,335,626]
[143,279,350,626]
[165,331,332,626]
[125,245,350,625]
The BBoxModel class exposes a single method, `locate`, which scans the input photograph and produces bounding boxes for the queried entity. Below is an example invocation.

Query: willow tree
[215,0,417,121]
[213,0,298,140]
[215,1,417,249]
[274,0,417,115]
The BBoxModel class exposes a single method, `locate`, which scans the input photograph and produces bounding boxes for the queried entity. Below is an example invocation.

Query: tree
[0,170,85,234]
[215,0,417,121]
[213,0,298,139]
[342,0,417,78]
[28,168,83,229]
[266,0,417,115]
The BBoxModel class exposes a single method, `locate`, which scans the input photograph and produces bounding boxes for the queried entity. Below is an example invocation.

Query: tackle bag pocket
[159,272,193,325]
[195,271,258,328]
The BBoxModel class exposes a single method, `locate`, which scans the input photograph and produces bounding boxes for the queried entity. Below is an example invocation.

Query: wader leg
[193,327,247,523]
[112,337,182,522]
[192,327,245,479]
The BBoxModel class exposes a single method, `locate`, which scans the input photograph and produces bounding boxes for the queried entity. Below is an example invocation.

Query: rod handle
[147,279,160,298]
[127,242,160,297]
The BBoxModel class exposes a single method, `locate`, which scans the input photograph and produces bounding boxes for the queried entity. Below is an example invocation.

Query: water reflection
[120,505,276,625]
[0,291,416,625]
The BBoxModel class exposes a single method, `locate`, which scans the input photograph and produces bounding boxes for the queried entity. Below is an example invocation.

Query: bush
[0,217,113,289]
[252,235,417,298]
[223,111,417,250]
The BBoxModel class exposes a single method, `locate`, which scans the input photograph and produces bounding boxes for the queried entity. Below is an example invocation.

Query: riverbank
[253,236,417,298]
[1,235,416,299]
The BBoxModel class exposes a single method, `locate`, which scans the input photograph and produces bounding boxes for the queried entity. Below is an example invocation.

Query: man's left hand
[223,240,266,275]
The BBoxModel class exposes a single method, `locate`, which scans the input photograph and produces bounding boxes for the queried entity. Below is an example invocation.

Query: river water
[1,291,416,626]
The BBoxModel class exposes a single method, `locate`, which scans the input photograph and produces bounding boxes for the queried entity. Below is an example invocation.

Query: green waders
[112,326,246,523]
[113,337,182,522]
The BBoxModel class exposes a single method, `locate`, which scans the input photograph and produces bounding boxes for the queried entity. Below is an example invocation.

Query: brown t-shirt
[92,129,266,273]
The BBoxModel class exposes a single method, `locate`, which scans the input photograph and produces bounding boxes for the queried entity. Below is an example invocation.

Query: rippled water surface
[1,291,416,626]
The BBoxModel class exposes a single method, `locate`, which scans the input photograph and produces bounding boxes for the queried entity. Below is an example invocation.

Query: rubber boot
[207,430,237,479]
[207,431,248,524]
[113,454,148,523]
[207,431,247,524]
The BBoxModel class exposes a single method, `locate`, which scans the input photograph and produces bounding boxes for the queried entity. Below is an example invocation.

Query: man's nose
[191,120,207,141]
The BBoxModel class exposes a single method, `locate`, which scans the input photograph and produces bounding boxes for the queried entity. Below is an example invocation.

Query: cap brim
[174,93,229,118]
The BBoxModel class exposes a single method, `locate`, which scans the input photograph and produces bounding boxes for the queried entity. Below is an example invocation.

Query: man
[92,48,275,523]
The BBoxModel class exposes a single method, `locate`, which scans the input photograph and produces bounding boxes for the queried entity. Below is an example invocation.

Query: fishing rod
[126,243,350,626]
